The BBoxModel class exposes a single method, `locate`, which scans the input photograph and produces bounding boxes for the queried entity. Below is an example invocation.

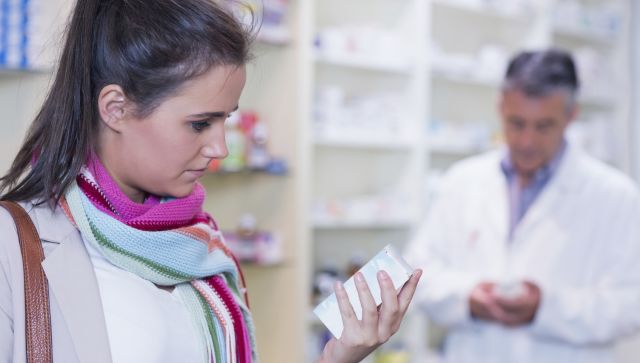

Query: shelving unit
[312,219,416,230]
[300,0,431,361]
[314,137,416,151]
[432,0,532,21]
[314,52,414,75]
[558,1,631,172]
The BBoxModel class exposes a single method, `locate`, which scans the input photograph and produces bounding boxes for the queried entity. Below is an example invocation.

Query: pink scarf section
[80,156,214,231]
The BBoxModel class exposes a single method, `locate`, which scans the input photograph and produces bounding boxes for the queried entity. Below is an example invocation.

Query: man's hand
[494,281,541,327]
[469,282,508,323]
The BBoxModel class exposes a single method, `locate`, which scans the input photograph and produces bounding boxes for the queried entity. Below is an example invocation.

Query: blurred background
[1,0,639,362]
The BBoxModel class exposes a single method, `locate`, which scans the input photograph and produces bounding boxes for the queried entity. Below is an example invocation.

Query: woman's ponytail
[0,0,104,205]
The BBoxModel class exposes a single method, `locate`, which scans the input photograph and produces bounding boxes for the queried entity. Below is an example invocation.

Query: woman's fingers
[377,270,400,339]
[354,272,378,331]
[334,281,357,330]
[398,269,422,313]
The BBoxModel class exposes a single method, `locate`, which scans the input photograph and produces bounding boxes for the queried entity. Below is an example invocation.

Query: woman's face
[98,65,246,202]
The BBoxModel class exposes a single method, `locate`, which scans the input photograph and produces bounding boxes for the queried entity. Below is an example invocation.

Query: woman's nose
[201,127,228,159]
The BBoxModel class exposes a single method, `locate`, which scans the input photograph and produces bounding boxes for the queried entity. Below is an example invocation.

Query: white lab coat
[405,144,640,363]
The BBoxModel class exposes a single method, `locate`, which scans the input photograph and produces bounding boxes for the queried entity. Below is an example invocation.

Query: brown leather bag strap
[0,201,52,363]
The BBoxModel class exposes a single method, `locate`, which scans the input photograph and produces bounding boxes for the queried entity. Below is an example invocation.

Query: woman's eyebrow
[188,105,239,118]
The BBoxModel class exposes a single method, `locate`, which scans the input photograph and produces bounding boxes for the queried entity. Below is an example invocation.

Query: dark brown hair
[0,0,254,205]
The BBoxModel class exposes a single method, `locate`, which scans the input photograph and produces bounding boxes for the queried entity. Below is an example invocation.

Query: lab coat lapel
[514,146,582,241]
[483,160,510,274]
[32,205,113,363]
[485,158,510,243]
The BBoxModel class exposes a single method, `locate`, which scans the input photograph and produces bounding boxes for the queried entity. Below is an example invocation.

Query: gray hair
[502,49,580,113]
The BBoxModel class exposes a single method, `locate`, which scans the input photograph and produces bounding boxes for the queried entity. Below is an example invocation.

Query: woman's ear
[98,85,128,132]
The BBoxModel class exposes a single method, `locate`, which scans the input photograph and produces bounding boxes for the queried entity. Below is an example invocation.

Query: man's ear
[98,84,128,132]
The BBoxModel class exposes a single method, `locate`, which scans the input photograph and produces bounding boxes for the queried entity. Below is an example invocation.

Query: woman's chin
[163,183,197,199]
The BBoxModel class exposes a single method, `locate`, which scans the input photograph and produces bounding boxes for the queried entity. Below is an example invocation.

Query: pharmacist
[404,49,640,363]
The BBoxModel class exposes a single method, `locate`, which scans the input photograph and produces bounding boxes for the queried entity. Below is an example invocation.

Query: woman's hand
[316,269,423,363]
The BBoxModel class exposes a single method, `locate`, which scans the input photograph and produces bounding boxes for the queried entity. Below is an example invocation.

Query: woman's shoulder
[0,203,20,256]
[0,200,74,258]
[0,202,23,281]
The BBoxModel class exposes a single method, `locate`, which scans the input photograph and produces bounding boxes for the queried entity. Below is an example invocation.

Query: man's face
[500,89,576,177]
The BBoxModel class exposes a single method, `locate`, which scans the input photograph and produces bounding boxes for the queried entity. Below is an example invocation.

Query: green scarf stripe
[175,285,211,363]
[195,292,223,363]
[223,273,242,296]
[89,219,197,281]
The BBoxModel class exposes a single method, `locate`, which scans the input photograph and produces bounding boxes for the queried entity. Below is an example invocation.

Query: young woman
[0,0,422,362]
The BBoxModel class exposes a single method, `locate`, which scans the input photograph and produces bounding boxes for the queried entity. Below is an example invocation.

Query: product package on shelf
[427,119,495,154]
[223,0,290,44]
[430,43,510,84]
[574,47,617,104]
[0,0,48,70]
[314,25,411,70]
[313,86,412,145]
[222,214,283,266]
[207,109,288,175]
[553,0,622,39]
[312,192,417,227]
[437,0,534,17]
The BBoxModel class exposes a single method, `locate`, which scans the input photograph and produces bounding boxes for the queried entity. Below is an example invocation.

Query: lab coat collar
[500,140,568,187]
[543,142,583,192]
[510,143,583,241]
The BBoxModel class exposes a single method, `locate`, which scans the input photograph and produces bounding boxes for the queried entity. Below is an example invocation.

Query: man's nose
[518,128,537,149]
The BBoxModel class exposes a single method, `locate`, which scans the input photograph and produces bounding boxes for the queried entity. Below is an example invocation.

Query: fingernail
[335,281,344,291]
[355,272,364,283]
[378,271,389,280]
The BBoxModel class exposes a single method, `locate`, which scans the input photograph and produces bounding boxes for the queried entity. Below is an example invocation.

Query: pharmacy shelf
[431,69,501,88]
[239,260,287,268]
[314,51,413,75]
[314,135,416,150]
[0,67,51,76]
[312,219,415,230]
[305,0,430,359]
[579,95,616,109]
[429,143,492,156]
[552,26,616,46]
[432,0,531,22]
[257,27,292,46]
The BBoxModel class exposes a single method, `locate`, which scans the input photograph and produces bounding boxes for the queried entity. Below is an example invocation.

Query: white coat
[404,144,640,363]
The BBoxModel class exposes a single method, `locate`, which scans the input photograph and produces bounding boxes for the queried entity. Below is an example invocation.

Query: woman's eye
[191,120,211,132]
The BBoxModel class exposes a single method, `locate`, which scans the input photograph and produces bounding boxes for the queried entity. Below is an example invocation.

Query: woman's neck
[94,149,147,204]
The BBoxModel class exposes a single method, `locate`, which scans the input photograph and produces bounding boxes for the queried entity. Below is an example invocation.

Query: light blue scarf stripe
[79,192,239,278]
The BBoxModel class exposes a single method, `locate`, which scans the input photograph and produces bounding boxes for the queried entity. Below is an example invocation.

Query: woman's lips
[186,169,206,178]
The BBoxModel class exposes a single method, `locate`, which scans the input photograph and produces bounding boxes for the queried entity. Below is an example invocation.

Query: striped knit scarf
[60,156,257,363]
